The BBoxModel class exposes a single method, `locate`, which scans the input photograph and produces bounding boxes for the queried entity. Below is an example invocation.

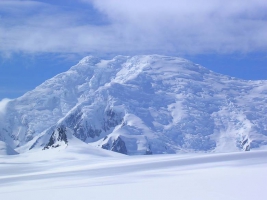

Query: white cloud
[88,0,267,54]
[0,0,267,55]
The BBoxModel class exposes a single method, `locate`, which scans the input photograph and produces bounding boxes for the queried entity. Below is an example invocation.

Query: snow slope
[0,55,267,154]
[0,150,267,200]
[0,141,18,155]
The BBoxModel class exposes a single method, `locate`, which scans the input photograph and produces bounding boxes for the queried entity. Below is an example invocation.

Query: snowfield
[1,147,267,200]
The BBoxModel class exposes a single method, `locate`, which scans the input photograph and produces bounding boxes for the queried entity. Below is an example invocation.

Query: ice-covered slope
[0,55,267,154]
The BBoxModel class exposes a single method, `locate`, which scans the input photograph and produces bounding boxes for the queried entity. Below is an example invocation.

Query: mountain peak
[77,55,100,65]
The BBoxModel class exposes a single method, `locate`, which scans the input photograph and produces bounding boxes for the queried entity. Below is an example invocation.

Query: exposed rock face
[102,136,128,154]
[43,126,68,150]
[241,138,250,151]
[64,108,123,143]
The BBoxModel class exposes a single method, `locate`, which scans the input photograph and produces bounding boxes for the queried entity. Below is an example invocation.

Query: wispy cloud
[0,98,11,115]
[0,0,267,55]
[88,0,267,54]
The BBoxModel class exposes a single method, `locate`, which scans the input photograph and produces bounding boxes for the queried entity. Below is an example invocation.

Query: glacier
[0,55,267,155]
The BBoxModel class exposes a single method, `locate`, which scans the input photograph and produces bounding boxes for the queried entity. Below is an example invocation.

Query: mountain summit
[1,55,267,154]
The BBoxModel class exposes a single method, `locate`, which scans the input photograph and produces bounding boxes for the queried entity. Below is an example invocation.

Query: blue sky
[0,0,267,100]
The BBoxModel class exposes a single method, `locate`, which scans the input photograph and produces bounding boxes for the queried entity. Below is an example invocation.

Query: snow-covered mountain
[0,55,267,155]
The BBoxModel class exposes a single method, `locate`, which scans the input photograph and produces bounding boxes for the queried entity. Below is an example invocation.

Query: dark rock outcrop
[43,125,68,150]
[102,137,127,154]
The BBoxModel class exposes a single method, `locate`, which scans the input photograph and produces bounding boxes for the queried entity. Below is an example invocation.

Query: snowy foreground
[1,146,267,200]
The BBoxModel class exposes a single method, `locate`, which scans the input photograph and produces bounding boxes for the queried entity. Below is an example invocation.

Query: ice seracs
[0,55,267,155]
